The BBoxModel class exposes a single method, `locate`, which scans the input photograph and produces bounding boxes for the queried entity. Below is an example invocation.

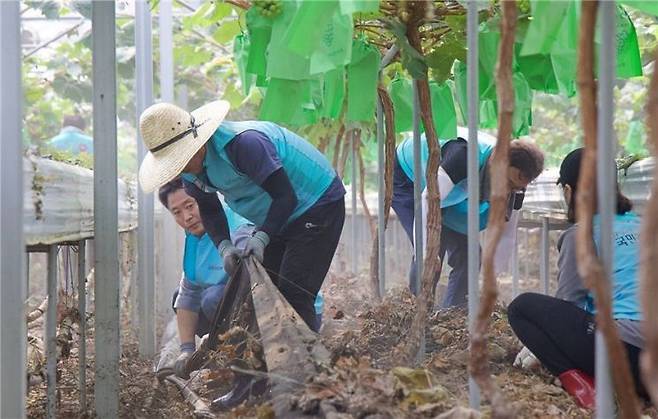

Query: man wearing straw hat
[138,100,345,336]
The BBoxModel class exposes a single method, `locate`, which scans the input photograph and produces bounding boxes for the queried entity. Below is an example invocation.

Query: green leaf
[208,2,233,21]
[426,33,466,84]
[212,20,241,44]
[182,2,213,30]
[174,45,214,67]
[222,83,245,108]
[444,15,466,34]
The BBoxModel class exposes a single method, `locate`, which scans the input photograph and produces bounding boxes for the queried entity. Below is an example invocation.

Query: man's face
[167,189,205,236]
[508,167,530,192]
[182,145,206,175]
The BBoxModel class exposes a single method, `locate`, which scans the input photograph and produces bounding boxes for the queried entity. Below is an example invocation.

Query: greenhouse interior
[2,0,658,418]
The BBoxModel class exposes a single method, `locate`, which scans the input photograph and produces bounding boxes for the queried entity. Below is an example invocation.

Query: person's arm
[225,130,298,236]
[182,180,231,246]
[555,226,589,307]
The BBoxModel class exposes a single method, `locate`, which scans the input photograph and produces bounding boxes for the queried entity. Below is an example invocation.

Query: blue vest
[183,121,337,227]
[49,127,94,154]
[395,133,495,234]
[314,292,324,315]
[588,213,642,321]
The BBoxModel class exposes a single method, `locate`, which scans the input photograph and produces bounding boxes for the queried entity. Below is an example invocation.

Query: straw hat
[138,100,230,193]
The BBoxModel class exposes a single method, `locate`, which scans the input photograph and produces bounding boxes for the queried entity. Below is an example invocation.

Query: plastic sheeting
[23,156,137,246]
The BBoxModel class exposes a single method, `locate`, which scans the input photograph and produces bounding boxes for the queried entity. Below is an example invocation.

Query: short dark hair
[509,140,545,182]
[557,148,633,223]
[158,178,184,209]
[62,114,86,131]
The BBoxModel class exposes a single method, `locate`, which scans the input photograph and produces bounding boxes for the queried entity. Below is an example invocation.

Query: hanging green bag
[478,23,500,101]
[346,38,380,122]
[245,8,273,79]
[609,5,642,79]
[283,0,338,56]
[512,72,532,138]
[268,1,353,80]
[430,81,457,139]
[339,0,380,15]
[517,54,559,94]
[320,67,345,120]
[520,0,571,56]
[259,78,319,126]
[389,77,413,133]
[453,60,498,129]
[620,0,658,17]
[233,33,255,96]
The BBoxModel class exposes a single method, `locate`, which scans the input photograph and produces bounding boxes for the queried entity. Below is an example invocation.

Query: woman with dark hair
[507,148,647,409]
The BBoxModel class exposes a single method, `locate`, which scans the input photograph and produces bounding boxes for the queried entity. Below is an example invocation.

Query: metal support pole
[411,81,425,362]
[377,89,386,296]
[78,240,87,413]
[160,0,174,103]
[595,3,616,417]
[540,217,549,294]
[524,228,529,280]
[466,0,481,408]
[136,0,156,358]
[412,82,424,292]
[512,228,519,298]
[351,129,358,274]
[0,2,26,417]
[92,2,120,417]
[46,246,59,418]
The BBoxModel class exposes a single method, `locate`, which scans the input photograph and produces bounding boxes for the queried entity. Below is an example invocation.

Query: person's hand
[219,240,241,277]
[513,346,540,370]
[243,231,270,263]
[174,351,193,379]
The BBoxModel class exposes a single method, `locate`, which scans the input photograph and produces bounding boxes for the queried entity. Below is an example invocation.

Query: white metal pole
[596,2,616,417]
[541,217,549,294]
[92,2,120,417]
[78,240,87,413]
[512,228,519,298]
[0,2,26,417]
[46,246,59,418]
[136,0,156,358]
[351,130,358,274]
[467,0,481,408]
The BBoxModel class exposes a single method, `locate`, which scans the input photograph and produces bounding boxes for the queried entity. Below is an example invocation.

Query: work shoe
[559,369,595,409]
[210,374,269,411]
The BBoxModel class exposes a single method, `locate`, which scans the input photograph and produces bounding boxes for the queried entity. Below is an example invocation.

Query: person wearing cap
[392,128,545,306]
[158,179,326,379]
[138,101,344,336]
[507,148,647,409]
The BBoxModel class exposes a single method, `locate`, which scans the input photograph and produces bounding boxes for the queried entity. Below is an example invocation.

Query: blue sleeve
[225,130,282,185]
[174,277,203,312]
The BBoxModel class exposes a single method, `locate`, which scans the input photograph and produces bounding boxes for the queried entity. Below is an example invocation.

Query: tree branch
[576,2,641,418]
[468,2,515,417]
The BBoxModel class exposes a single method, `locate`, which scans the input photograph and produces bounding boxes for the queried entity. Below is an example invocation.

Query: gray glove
[243,231,270,263]
[219,239,241,277]
[174,350,193,379]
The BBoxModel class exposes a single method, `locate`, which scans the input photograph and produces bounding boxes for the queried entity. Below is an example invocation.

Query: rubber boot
[559,369,595,409]
[210,374,269,411]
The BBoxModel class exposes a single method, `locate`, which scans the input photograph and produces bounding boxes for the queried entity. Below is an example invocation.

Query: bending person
[392,128,544,306]
[138,101,344,335]
[159,179,325,379]
[508,148,647,409]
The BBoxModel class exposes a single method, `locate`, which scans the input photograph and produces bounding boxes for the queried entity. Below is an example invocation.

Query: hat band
[150,114,204,153]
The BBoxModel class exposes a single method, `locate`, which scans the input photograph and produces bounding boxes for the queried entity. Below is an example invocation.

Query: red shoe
[559,369,595,409]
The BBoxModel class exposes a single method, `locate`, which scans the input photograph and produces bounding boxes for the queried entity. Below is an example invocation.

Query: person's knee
[507,292,541,325]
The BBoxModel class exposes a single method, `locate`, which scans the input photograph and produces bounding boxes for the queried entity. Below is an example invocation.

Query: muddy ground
[27,269,658,418]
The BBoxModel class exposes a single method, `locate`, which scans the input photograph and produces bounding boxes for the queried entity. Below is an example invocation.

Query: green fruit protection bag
[346,38,380,122]
[517,54,559,94]
[233,33,255,96]
[320,67,345,120]
[478,24,501,101]
[339,0,380,15]
[283,0,339,56]
[259,78,320,126]
[620,0,658,17]
[430,81,457,139]
[389,77,413,133]
[453,60,498,129]
[512,72,532,138]
[245,8,273,81]
[267,0,353,80]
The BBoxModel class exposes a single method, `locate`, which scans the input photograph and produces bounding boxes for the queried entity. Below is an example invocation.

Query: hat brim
[138,100,230,193]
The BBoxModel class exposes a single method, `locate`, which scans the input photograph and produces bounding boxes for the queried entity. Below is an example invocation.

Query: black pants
[263,197,345,332]
[508,292,647,399]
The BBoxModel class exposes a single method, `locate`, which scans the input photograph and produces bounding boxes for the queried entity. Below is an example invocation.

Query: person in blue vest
[507,148,647,408]
[138,101,344,336]
[47,115,94,155]
[392,127,544,306]
[158,178,325,380]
